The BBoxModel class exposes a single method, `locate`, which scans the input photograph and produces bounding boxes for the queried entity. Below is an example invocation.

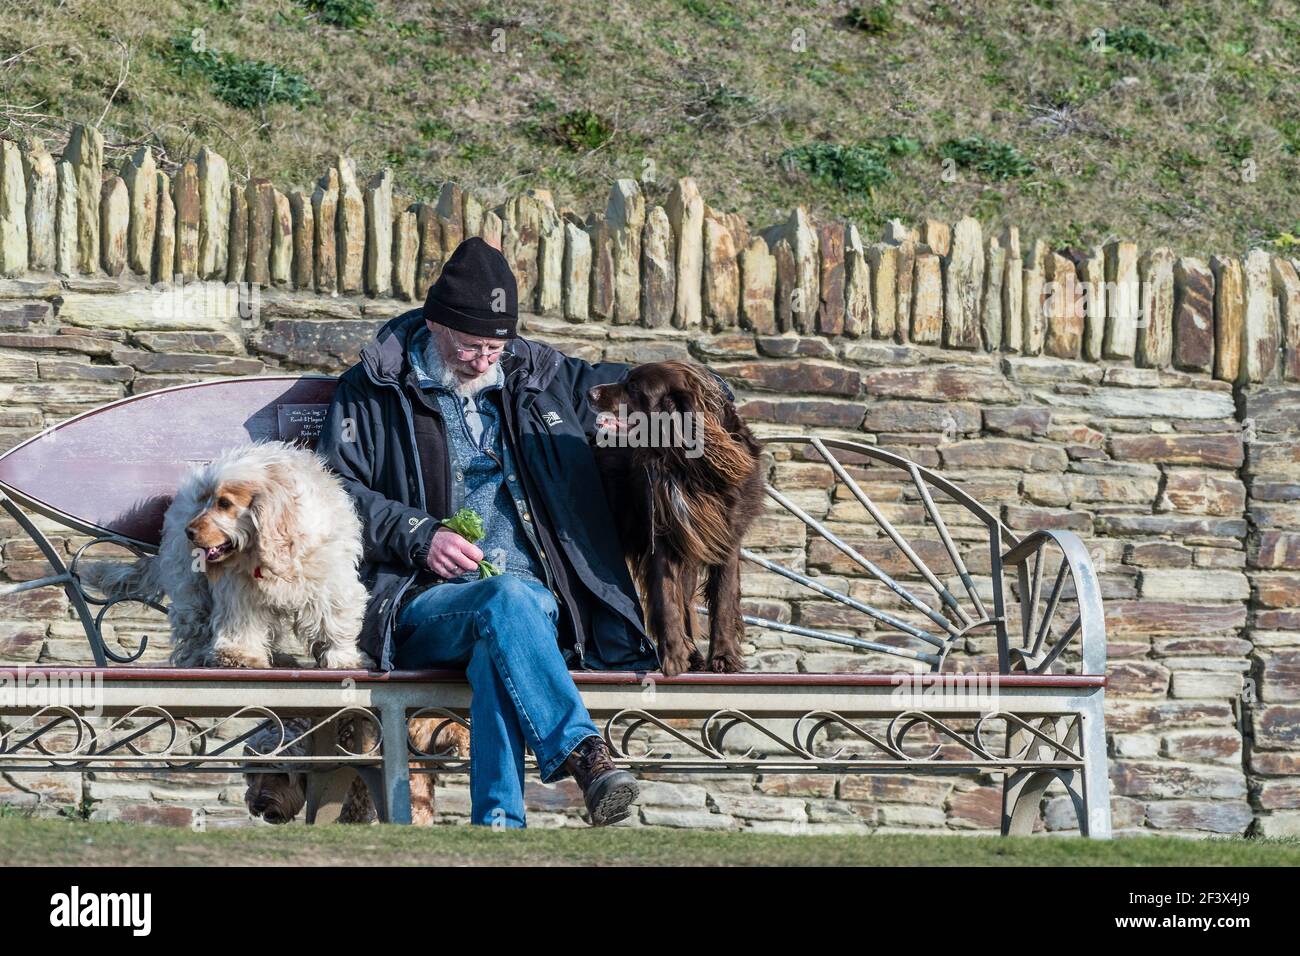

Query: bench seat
[0,664,1109,834]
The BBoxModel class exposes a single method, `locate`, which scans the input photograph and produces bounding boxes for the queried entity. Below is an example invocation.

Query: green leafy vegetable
[439,508,502,579]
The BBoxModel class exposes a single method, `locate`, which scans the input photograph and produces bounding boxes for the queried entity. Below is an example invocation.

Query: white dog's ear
[249,465,299,576]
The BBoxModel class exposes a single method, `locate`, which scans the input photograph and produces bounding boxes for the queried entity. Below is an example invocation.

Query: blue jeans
[392,574,601,828]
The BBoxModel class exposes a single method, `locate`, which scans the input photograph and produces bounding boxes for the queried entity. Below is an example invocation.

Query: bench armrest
[1000,529,1107,677]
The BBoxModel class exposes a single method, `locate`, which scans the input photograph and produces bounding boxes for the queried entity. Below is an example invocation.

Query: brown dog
[588,361,764,676]
[243,715,469,825]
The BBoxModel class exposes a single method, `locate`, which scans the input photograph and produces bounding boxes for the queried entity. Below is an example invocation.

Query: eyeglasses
[452,343,506,359]
[443,329,507,360]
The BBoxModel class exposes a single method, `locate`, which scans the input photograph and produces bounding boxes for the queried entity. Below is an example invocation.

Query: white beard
[424,332,503,400]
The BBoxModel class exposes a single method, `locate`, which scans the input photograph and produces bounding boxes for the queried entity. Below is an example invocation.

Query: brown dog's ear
[249,465,298,576]
[661,387,696,418]
[662,387,700,450]
[719,397,745,434]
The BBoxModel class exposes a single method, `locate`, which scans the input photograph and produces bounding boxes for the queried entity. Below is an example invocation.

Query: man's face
[429,320,508,382]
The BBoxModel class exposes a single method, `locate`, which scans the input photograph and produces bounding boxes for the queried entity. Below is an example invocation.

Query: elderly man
[319,237,657,828]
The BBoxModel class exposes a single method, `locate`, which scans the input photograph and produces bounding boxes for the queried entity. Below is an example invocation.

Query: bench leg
[1001,767,1057,836]
[1001,716,1053,836]
[1001,710,1110,839]
[305,769,356,825]
[379,703,413,825]
[304,718,351,825]
[1080,695,1112,839]
[1000,715,1080,836]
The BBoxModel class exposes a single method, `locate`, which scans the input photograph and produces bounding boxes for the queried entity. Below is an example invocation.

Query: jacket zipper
[495,408,556,590]
[501,366,586,668]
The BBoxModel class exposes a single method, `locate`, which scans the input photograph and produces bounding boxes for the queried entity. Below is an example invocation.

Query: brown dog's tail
[77,555,165,605]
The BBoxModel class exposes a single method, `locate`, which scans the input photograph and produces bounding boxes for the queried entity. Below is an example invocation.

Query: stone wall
[2,125,1296,381]
[0,125,1297,836]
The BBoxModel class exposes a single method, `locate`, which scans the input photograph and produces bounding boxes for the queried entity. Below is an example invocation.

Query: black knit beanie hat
[423,237,519,338]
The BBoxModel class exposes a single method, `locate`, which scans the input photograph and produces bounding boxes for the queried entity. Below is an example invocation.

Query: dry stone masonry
[0,126,1297,835]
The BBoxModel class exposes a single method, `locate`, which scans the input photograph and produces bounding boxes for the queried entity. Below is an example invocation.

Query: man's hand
[425,527,484,579]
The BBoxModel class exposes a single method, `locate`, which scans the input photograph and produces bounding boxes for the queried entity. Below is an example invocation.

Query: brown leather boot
[563,736,639,826]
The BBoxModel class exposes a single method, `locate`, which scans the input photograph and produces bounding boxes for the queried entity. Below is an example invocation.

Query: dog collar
[253,565,263,579]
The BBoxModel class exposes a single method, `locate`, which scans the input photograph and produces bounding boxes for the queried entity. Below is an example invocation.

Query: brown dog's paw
[687,648,707,672]
[659,648,692,678]
[707,652,744,673]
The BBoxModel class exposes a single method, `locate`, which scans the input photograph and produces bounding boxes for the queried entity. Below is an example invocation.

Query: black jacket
[317,308,659,672]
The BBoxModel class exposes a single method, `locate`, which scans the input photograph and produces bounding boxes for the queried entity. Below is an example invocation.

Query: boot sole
[587,771,639,827]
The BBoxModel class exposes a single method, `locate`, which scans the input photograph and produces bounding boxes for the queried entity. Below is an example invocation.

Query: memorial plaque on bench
[276,404,330,444]
[0,375,339,547]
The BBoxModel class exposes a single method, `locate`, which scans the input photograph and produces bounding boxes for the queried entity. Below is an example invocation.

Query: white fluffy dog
[84,440,368,669]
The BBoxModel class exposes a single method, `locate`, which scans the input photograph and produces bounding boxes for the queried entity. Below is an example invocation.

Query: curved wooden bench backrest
[0,374,338,549]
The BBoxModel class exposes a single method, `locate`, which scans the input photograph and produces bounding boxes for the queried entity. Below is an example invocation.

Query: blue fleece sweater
[407,325,548,587]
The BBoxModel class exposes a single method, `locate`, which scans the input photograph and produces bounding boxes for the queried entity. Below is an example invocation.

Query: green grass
[296,0,378,29]
[1,0,1298,253]
[779,137,920,201]
[847,3,898,38]
[547,108,616,152]
[939,136,1035,181]
[165,31,317,111]
[1090,26,1179,62]
[1,817,1298,866]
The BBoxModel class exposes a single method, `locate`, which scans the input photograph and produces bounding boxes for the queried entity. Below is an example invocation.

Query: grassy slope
[1,1,1299,257]
[2,817,1299,865]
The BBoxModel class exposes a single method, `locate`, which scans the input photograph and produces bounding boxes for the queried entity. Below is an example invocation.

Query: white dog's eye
[217,497,233,510]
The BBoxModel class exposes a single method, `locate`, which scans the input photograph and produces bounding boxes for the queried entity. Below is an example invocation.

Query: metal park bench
[0,375,1111,836]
